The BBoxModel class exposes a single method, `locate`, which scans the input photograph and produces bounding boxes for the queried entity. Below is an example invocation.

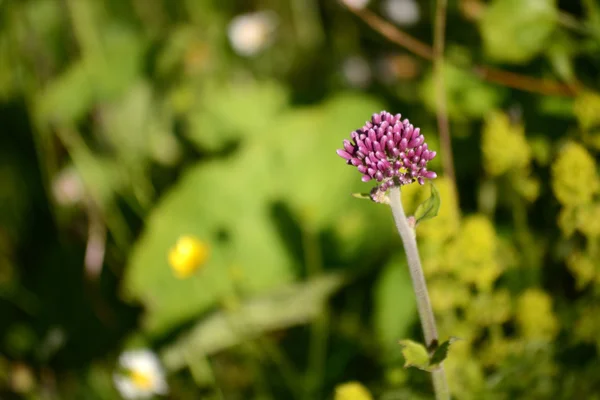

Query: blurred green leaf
[413,183,441,225]
[162,274,345,371]
[420,65,505,122]
[480,0,557,64]
[36,26,143,124]
[374,257,416,359]
[272,93,386,228]
[186,80,289,151]
[122,144,295,334]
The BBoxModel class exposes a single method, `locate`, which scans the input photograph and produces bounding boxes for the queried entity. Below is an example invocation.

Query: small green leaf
[398,340,430,370]
[398,337,458,372]
[413,183,441,224]
[351,192,371,200]
[429,337,460,369]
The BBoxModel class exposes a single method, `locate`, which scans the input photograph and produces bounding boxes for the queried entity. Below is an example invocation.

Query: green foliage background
[1,0,600,398]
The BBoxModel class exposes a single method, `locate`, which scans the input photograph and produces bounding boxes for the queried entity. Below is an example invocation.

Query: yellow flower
[573,91,600,131]
[446,215,501,291]
[482,112,531,176]
[557,207,578,237]
[566,252,598,290]
[479,333,523,367]
[515,289,559,341]
[429,278,470,313]
[466,290,512,327]
[168,235,210,278]
[334,382,373,400]
[444,351,485,400]
[576,202,600,238]
[551,142,599,207]
[416,177,460,245]
[511,171,540,202]
[574,305,600,349]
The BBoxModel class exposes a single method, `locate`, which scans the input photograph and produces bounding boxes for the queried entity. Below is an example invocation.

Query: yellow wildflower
[573,91,600,131]
[444,351,485,400]
[482,112,531,176]
[576,202,600,238]
[515,289,559,341]
[551,142,599,207]
[334,382,373,400]
[417,177,460,245]
[574,305,600,349]
[511,171,540,202]
[566,252,598,290]
[557,207,577,237]
[479,333,524,367]
[447,215,501,291]
[466,289,512,327]
[168,235,210,278]
[429,278,470,313]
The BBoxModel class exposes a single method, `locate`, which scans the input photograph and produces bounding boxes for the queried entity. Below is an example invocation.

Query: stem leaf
[398,339,430,370]
[413,183,441,224]
[351,192,371,200]
[429,337,460,369]
[398,337,459,372]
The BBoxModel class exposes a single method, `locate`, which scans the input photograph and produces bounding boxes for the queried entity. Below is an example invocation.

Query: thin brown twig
[472,66,580,97]
[347,6,434,60]
[344,5,580,97]
[433,0,458,206]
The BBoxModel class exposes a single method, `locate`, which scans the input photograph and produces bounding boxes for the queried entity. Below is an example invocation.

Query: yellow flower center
[129,370,153,390]
[168,235,210,278]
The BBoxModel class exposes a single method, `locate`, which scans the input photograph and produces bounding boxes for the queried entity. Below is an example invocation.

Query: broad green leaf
[122,145,295,334]
[186,80,289,151]
[420,64,505,122]
[268,93,395,261]
[36,61,95,124]
[374,257,417,360]
[398,340,429,370]
[272,93,386,229]
[162,274,345,371]
[480,0,557,64]
[36,26,143,125]
[413,183,441,224]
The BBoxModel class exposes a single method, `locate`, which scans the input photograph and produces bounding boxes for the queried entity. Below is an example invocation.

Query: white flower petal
[340,0,370,9]
[382,0,420,26]
[115,349,168,399]
[227,11,278,57]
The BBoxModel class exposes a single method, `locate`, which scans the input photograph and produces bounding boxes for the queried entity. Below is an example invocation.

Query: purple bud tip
[338,111,438,191]
[336,149,352,160]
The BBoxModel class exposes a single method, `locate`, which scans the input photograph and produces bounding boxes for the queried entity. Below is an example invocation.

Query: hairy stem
[389,187,449,400]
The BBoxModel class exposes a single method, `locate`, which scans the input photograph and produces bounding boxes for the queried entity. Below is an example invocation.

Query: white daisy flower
[382,0,420,26]
[113,349,168,399]
[227,11,278,57]
[340,0,370,9]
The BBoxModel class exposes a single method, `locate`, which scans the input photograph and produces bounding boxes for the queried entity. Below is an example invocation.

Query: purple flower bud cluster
[337,111,438,192]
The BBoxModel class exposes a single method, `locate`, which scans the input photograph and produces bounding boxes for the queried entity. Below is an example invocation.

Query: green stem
[301,226,329,400]
[389,187,450,400]
[432,0,458,208]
